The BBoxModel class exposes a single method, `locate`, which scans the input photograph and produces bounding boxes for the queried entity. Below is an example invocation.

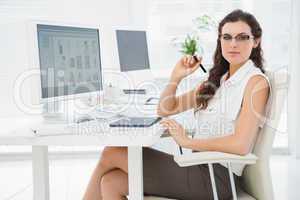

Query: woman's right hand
[171,55,202,81]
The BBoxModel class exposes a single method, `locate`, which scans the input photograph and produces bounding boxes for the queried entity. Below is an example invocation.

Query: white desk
[0,117,164,200]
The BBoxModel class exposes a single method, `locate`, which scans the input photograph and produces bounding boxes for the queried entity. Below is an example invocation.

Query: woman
[83,9,270,200]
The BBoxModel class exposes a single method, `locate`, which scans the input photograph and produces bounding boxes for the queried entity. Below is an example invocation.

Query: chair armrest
[174,151,258,167]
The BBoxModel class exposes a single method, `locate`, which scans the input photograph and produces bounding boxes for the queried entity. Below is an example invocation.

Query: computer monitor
[0,21,103,118]
[116,30,155,94]
[116,30,150,72]
[36,24,103,102]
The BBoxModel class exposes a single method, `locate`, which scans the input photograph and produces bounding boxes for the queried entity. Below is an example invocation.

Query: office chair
[145,69,289,200]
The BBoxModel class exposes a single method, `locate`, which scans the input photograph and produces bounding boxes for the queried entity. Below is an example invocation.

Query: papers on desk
[104,94,160,106]
[95,103,158,118]
[88,110,122,120]
[121,104,158,117]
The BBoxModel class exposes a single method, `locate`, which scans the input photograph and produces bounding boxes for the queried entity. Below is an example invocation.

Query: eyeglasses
[220,33,254,44]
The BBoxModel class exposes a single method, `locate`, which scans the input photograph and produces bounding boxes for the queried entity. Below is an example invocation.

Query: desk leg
[128,146,143,200]
[32,146,50,200]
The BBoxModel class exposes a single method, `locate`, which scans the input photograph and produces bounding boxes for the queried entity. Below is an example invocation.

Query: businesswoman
[83,9,270,200]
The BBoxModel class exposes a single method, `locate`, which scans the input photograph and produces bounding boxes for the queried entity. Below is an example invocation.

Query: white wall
[0,0,132,117]
[252,0,272,66]
[128,0,148,28]
[288,0,300,157]
[0,0,130,25]
[0,0,132,70]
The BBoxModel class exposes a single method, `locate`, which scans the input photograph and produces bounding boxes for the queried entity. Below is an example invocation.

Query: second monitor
[116,30,155,94]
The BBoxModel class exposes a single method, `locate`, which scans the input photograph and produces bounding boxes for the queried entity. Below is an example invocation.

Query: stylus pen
[179,146,183,155]
[193,55,207,73]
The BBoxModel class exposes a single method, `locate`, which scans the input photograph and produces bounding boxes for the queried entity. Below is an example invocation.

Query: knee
[100,147,124,167]
[101,172,115,193]
[101,171,125,198]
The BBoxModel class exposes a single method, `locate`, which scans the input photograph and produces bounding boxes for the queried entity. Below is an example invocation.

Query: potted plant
[180,34,200,56]
[171,14,217,73]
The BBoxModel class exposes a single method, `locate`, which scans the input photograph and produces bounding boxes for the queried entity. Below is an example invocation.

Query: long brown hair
[195,9,264,111]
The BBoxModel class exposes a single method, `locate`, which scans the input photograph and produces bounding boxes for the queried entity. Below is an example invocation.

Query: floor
[0,154,299,200]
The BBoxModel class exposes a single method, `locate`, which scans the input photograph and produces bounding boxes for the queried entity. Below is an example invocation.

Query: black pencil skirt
[143,147,241,200]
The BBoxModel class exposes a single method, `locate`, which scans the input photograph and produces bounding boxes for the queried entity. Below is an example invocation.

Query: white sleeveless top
[193,60,270,176]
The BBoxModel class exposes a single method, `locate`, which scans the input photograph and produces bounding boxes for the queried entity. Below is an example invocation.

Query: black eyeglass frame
[219,33,255,42]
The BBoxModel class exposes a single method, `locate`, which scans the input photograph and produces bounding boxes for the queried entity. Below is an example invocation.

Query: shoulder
[243,73,270,104]
[246,74,270,92]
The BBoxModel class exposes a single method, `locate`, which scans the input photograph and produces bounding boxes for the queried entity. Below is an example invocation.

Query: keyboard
[123,89,146,94]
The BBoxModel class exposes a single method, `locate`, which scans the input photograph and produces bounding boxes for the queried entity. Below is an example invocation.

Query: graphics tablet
[109,117,162,128]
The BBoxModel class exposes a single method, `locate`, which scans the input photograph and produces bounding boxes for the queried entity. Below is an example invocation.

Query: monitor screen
[37,24,102,99]
[116,30,150,72]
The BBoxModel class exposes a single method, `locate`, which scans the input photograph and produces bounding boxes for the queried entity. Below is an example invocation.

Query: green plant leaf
[180,34,199,55]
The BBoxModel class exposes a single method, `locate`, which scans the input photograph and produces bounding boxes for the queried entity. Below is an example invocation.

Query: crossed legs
[83,147,129,200]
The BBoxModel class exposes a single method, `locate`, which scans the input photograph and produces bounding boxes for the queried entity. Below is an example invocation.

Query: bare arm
[157,56,201,117]
[182,75,270,155]
[157,78,197,117]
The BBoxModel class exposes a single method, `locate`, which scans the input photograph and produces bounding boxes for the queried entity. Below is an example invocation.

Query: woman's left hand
[160,118,190,147]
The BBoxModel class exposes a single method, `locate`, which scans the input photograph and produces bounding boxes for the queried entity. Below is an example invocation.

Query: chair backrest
[242,69,289,200]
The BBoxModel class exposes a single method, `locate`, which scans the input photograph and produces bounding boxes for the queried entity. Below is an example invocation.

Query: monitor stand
[41,101,70,123]
[41,97,103,124]
[120,69,156,95]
